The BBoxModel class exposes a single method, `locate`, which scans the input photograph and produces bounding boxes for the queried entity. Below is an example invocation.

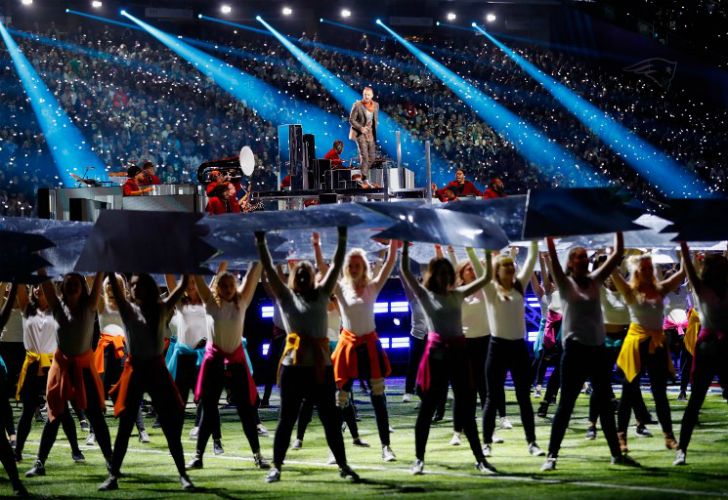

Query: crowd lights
[220,4,231,15]
[340,8,351,19]
[446,12,456,21]
[486,13,497,23]
[91,1,103,8]
[282,6,292,16]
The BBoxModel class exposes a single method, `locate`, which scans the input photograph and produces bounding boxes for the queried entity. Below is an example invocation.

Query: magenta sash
[416,332,466,395]
[194,343,257,406]
[543,310,563,351]
[663,317,689,336]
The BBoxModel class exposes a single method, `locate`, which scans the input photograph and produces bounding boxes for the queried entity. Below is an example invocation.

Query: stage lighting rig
[220,4,232,15]
[340,8,351,19]
[446,12,456,21]
[91,1,103,8]
[282,6,292,16]
[486,13,496,23]
[21,0,33,6]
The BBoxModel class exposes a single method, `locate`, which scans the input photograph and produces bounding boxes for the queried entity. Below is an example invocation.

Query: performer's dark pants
[262,335,286,405]
[679,338,728,452]
[405,336,426,395]
[483,337,536,444]
[547,339,621,458]
[0,367,15,438]
[176,353,221,440]
[109,361,186,477]
[100,351,146,434]
[37,369,112,464]
[415,343,483,462]
[617,342,673,436]
[274,366,347,469]
[196,360,259,457]
[15,363,80,458]
[454,336,504,432]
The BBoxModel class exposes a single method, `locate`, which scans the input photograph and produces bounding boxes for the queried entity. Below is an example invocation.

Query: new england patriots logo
[623,58,678,90]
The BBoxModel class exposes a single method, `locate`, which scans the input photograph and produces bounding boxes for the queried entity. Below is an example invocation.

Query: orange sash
[46,349,105,422]
[331,329,391,389]
[110,355,183,417]
[94,333,126,374]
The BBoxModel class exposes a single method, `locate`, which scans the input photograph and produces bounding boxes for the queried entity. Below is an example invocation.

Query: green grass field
[7,379,728,499]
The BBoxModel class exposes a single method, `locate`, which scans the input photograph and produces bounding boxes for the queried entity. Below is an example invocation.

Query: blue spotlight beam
[120,12,346,160]
[376,21,604,188]
[66,9,141,31]
[257,17,446,184]
[0,20,107,187]
[474,24,712,198]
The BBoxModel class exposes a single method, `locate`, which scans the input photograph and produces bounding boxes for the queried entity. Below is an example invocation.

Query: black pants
[482,337,536,444]
[540,346,563,405]
[274,365,347,469]
[15,364,80,457]
[415,342,483,462]
[110,359,186,477]
[37,368,112,464]
[0,367,15,437]
[0,430,21,490]
[341,343,390,447]
[548,340,621,458]
[196,360,260,457]
[679,338,728,452]
[405,336,426,395]
[100,353,146,434]
[176,354,221,440]
[453,336,504,432]
[617,341,673,435]
[262,335,286,404]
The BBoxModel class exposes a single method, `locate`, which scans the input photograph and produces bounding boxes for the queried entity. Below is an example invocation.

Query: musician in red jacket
[446,169,482,197]
[122,166,153,197]
[139,161,161,186]
[482,178,507,199]
[323,140,345,169]
[206,182,241,215]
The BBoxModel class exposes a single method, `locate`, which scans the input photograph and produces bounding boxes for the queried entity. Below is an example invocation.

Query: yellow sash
[16,351,53,400]
[617,323,673,383]
[277,333,330,384]
[684,308,701,356]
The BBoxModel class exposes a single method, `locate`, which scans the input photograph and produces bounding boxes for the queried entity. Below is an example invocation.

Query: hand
[217,262,228,275]
[337,226,348,238]
[447,245,455,254]
[254,231,266,243]
[311,232,320,246]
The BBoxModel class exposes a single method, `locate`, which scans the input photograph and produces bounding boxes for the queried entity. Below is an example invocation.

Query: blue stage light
[257,17,449,184]
[67,8,140,30]
[377,21,605,187]
[120,9,126,16]
[121,11,348,158]
[0,20,107,187]
[474,24,712,198]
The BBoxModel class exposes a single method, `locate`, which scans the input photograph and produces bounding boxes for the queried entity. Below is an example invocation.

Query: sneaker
[292,439,303,450]
[611,454,640,467]
[475,460,497,474]
[534,385,542,398]
[186,452,203,470]
[411,459,425,475]
[257,423,269,437]
[71,450,86,463]
[382,445,396,462]
[449,432,461,446]
[25,460,45,477]
[98,474,118,491]
[664,432,679,450]
[213,439,224,455]
[492,433,505,444]
[677,391,687,402]
[189,426,199,439]
[499,417,513,430]
[179,474,195,491]
[79,419,90,432]
[635,424,652,438]
[541,457,557,471]
[86,433,96,446]
[265,468,281,483]
[617,431,628,453]
[139,430,151,444]
[326,452,337,465]
[432,413,444,424]
[585,426,597,440]
[352,437,370,447]
[673,449,686,466]
[402,393,413,403]
[537,402,549,418]
[339,464,360,482]
[482,443,492,457]
[254,452,270,469]
[528,442,546,457]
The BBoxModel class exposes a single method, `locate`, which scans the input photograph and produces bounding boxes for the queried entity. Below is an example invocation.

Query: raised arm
[590,232,624,283]
[88,272,104,309]
[0,283,18,331]
[108,273,131,315]
[372,240,399,292]
[400,242,428,301]
[465,247,485,278]
[457,251,492,297]
[658,260,686,296]
[609,267,634,304]
[679,242,701,294]
[517,241,538,288]
[312,232,329,275]
[530,272,545,299]
[256,232,288,299]
[163,274,189,309]
[239,262,262,308]
[38,269,58,310]
[320,227,348,295]
[545,237,568,289]
[193,275,213,304]
[446,246,458,270]
[16,283,30,313]
[209,261,227,290]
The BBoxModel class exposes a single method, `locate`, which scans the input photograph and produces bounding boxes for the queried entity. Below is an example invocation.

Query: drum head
[239,146,255,176]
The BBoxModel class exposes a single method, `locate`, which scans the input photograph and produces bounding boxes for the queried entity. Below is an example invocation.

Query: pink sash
[416,333,466,395]
[194,343,257,406]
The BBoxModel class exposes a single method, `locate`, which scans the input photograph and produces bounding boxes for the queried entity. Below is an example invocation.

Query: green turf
[6,381,728,498]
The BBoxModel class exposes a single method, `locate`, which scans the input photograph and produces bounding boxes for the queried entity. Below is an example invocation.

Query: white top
[22,310,58,354]
[336,282,377,335]
[1,310,23,343]
[205,296,246,354]
[401,276,427,340]
[99,306,125,337]
[600,287,630,326]
[548,290,562,313]
[326,307,341,343]
[462,289,489,338]
[175,303,212,348]
[627,296,665,331]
